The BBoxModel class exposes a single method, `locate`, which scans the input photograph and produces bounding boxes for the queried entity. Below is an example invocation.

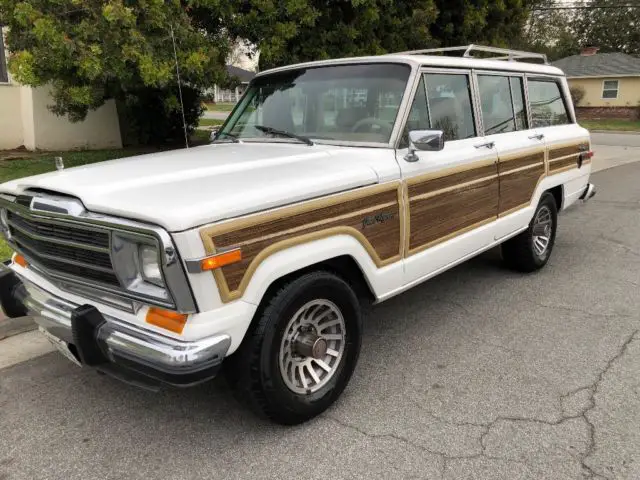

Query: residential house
[0,28,122,151]
[210,65,256,103]
[552,47,640,120]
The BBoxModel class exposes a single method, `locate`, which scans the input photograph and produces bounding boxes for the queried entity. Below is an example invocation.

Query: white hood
[0,143,380,231]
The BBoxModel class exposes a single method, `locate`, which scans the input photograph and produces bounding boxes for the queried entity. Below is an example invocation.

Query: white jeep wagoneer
[0,46,595,424]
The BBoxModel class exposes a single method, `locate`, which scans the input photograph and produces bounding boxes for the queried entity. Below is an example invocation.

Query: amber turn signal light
[145,307,188,334]
[200,249,242,271]
[13,254,28,268]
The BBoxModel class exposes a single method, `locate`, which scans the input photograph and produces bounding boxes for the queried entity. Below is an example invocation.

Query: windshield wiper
[213,131,239,143]
[254,125,314,146]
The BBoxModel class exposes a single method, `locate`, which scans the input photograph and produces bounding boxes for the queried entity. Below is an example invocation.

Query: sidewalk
[0,314,35,340]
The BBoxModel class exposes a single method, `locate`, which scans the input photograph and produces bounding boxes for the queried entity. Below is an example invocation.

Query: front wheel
[502,192,558,272]
[225,271,362,425]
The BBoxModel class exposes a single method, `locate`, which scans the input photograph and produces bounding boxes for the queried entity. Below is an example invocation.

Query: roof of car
[257,54,565,78]
[552,52,640,78]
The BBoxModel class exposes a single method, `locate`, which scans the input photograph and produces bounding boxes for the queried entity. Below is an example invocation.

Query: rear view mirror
[405,130,445,162]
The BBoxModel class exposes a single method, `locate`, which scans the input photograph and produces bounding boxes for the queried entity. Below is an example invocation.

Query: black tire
[502,192,558,272]
[225,271,362,425]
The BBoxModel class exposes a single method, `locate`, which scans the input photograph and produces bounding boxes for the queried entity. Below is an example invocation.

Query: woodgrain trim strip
[212,226,402,303]
[411,174,499,202]
[499,162,544,177]
[201,182,402,303]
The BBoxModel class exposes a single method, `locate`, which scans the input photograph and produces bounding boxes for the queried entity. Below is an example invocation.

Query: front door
[396,70,499,285]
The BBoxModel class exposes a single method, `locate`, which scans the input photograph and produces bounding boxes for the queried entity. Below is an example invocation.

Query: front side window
[218,63,410,145]
[528,79,569,128]
[602,80,619,99]
[424,73,476,141]
[402,72,476,144]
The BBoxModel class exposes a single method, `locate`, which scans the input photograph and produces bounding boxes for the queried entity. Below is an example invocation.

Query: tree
[571,0,640,54]
[0,0,233,144]
[230,1,438,70]
[431,0,533,48]
[232,0,542,70]
[518,0,579,60]
[570,85,586,106]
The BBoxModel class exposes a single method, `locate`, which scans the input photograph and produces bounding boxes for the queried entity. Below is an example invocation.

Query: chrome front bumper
[0,268,231,388]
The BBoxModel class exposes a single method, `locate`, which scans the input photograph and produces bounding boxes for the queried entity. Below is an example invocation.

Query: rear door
[475,72,546,239]
[396,69,499,285]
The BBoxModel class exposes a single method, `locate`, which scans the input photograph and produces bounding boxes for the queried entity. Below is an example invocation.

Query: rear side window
[528,79,570,128]
[478,75,517,135]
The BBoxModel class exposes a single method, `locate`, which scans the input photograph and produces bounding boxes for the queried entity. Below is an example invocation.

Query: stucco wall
[30,86,122,150]
[0,84,24,149]
[569,77,640,108]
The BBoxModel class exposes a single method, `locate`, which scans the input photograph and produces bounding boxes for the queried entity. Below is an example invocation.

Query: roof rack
[393,44,549,65]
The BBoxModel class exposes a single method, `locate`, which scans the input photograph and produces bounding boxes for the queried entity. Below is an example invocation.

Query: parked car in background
[0,45,595,424]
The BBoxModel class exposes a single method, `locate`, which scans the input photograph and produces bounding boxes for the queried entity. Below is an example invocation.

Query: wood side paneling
[200,142,589,303]
[500,151,544,173]
[549,143,588,160]
[202,185,402,300]
[549,154,580,172]
[408,165,499,253]
[498,163,545,214]
[408,163,496,199]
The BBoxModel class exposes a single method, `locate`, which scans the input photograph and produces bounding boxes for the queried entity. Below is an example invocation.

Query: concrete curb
[589,130,640,135]
[0,315,37,341]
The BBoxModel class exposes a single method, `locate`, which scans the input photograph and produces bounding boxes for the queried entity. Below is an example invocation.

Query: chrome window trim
[524,74,575,126]
[0,195,198,313]
[395,67,481,148]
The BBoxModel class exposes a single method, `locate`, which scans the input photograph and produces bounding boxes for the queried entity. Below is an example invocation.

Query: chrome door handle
[474,141,495,149]
[528,134,544,140]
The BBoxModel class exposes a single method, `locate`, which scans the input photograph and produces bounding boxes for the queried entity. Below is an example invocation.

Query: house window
[0,27,8,83]
[602,80,619,99]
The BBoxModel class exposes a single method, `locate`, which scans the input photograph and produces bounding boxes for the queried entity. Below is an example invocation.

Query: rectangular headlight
[111,233,170,302]
[138,244,164,287]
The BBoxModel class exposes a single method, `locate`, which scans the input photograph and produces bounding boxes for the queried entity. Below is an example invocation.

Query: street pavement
[202,110,230,121]
[2,137,640,479]
[591,132,640,148]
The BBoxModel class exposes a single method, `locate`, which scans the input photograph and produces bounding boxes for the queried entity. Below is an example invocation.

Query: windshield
[217,63,411,145]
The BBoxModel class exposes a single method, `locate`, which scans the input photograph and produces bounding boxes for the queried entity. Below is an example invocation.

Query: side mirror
[404,130,445,162]
[209,127,220,142]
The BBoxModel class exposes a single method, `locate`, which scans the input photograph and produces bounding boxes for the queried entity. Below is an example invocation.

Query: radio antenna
[169,24,189,148]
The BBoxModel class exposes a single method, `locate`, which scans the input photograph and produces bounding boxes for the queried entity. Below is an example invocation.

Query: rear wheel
[225,271,362,425]
[502,192,558,272]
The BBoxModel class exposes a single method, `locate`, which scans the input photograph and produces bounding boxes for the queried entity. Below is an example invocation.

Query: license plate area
[39,326,82,367]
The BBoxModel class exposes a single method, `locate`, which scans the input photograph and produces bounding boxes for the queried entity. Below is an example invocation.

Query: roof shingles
[552,53,640,78]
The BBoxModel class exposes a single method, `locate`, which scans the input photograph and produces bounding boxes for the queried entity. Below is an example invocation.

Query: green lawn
[0,240,13,262]
[198,118,224,127]
[579,119,640,132]
[204,102,235,112]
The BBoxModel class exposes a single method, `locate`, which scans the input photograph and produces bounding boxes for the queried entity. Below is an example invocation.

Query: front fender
[241,234,402,306]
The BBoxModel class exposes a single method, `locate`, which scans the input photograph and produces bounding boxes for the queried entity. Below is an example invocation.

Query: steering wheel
[350,117,393,134]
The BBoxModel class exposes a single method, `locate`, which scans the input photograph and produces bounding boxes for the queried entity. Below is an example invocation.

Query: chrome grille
[8,212,109,248]
[6,210,119,287]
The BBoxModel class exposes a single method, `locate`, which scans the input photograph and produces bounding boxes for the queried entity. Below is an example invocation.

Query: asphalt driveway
[1,162,640,479]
